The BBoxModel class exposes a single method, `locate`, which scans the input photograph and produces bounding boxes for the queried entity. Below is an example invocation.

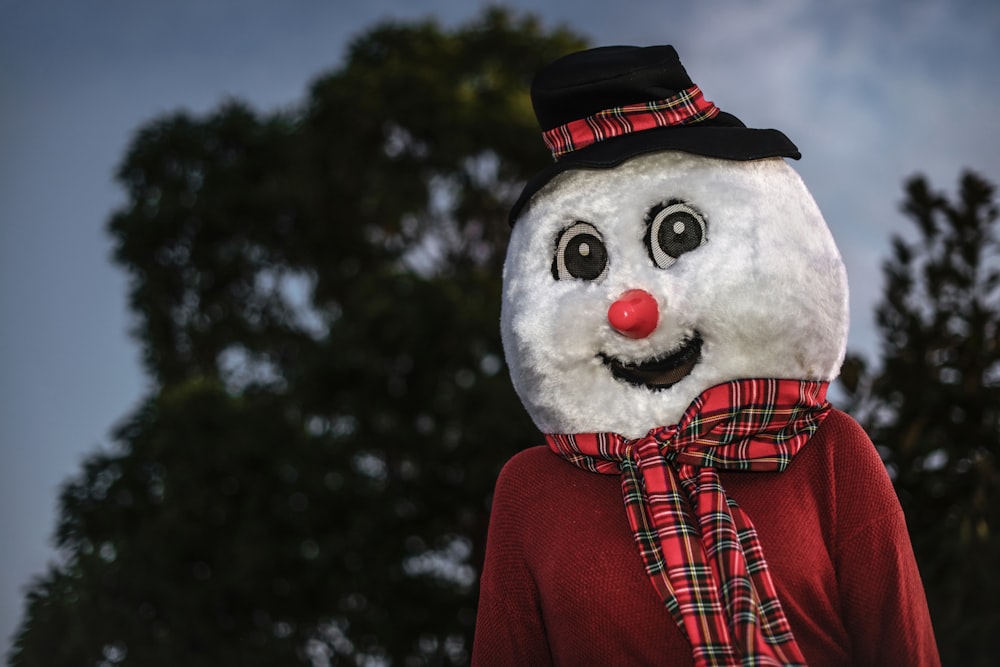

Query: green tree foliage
[9,9,586,666]
[840,171,1000,665]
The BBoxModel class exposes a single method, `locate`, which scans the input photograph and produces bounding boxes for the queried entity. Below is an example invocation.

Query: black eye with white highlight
[645,201,707,269]
[552,221,609,282]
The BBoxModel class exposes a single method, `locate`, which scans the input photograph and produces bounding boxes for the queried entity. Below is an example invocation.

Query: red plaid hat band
[542,85,720,160]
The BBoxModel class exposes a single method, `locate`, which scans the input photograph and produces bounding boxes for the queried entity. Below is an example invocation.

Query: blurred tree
[839,170,1000,665]
[8,9,586,666]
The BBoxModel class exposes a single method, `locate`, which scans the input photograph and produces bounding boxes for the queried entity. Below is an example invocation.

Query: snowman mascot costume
[473,46,939,666]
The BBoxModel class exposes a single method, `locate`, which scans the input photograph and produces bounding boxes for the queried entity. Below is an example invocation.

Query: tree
[8,9,587,666]
[839,170,1000,665]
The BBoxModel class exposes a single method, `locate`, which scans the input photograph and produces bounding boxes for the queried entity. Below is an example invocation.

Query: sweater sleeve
[837,512,940,666]
[472,454,554,667]
[830,414,941,667]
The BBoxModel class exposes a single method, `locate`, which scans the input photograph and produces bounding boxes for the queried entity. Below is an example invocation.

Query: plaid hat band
[541,85,720,160]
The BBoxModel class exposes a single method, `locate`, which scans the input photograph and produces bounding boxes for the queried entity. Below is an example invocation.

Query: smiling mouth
[599,333,703,391]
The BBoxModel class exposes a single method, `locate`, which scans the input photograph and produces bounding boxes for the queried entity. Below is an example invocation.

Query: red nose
[607,289,659,339]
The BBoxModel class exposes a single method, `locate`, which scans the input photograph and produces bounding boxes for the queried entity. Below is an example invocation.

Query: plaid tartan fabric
[541,85,720,160]
[546,378,830,667]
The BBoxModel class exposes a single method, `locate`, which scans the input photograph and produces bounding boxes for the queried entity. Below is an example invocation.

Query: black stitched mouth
[599,333,703,391]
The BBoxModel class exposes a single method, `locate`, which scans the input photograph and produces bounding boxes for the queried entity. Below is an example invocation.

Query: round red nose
[607,289,659,339]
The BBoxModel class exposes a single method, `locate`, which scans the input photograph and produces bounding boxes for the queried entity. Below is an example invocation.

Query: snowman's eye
[552,222,609,282]
[646,201,707,269]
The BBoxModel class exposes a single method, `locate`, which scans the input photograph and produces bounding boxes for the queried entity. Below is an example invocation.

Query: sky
[1,0,998,652]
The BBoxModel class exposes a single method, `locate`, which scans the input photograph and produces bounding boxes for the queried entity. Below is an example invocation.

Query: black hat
[509,45,800,224]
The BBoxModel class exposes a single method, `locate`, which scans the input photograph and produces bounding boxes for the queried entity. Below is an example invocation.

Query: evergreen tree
[8,10,587,666]
[840,170,1000,665]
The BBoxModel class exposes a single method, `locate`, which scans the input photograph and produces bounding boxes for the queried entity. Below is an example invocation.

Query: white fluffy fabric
[501,151,849,438]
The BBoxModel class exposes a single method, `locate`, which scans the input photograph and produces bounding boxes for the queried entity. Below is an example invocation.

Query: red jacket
[473,410,939,666]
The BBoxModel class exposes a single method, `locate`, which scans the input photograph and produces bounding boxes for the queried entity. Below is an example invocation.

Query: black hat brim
[509,123,800,225]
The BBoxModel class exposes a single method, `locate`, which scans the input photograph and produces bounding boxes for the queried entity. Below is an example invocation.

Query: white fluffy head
[501,151,848,438]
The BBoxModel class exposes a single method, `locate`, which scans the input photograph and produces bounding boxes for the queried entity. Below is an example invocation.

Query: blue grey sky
[2,0,998,650]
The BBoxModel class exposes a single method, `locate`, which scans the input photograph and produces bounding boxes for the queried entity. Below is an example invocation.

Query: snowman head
[500,46,848,438]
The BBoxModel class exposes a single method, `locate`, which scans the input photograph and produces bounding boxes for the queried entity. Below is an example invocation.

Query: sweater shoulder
[489,445,622,532]
[817,408,903,539]
[490,446,566,514]
[818,409,888,479]
[498,445,556,476]
[805,409,885,478]
[493,446,557,497]
[816,408,873,448]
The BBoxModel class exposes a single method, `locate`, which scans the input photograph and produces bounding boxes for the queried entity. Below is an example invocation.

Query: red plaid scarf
[542,85,720,160]
[546,378,830,667]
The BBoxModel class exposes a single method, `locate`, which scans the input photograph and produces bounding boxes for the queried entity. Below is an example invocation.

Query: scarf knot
[545,378,830,667]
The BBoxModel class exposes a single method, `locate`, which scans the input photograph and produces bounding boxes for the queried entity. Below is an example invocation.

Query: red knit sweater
[473,410,939,666]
